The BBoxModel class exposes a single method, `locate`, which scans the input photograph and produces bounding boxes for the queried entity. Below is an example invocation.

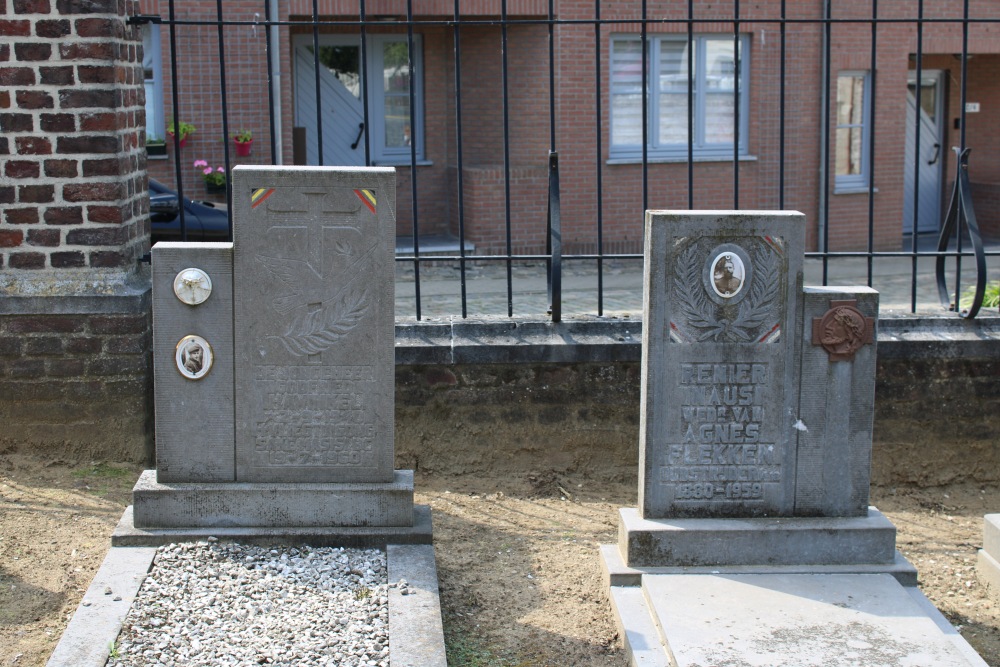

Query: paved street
[395,242,999,320]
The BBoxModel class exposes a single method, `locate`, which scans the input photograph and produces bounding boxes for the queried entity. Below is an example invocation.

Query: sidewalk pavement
[395,249,999,321]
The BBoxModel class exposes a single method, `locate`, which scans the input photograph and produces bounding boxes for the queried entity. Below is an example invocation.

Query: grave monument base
[617,506,901,569]
[112,502,432,547]
[111,469,430,547]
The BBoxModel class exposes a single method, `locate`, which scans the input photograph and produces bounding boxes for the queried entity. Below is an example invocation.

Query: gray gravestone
[640,211,804,519]
[118,166,428,543]
[615,210,899,569]
[232,168,395,484]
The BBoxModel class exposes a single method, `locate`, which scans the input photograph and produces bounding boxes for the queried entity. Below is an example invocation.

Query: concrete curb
[388,544,448,667]
[46,546,157,667]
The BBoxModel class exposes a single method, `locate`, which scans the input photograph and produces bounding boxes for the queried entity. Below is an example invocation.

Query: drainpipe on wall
[817,0,830,252]
[270,0,283,164]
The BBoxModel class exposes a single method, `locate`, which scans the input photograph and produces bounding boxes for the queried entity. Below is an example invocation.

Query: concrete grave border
[47,541,446,667]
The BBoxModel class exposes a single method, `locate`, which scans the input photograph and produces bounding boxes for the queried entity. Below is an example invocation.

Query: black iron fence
[133,1,1000,320]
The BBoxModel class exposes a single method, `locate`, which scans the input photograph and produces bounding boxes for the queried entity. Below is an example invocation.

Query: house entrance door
[294,41,366,167]
[903,71,944,235]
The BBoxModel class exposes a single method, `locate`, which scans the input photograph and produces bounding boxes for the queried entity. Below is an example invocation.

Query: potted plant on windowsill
[167,120,196,148]
[233,129,253,157]
[146,135,166,157]
[194,159,226,194]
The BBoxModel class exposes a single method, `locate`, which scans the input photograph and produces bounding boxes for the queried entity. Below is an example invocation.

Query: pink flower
[193,159,208,168]
[216,167,224,173]
[203,167,213,175]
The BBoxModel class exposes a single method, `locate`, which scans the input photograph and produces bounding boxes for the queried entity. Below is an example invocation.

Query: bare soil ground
[2,451,999,667]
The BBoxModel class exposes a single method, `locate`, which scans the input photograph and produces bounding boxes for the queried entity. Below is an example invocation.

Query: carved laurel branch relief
[674,238,780,343]
[270,287,370,356]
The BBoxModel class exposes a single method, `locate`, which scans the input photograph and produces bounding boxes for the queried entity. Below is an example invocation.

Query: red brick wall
[1,0,148,272]
[0,0,153,462]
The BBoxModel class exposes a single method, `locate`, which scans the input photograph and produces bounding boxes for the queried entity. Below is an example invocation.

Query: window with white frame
[610,34,749,160]
[834,72,870,190]
[141,23,165,142]
[294,34,424,165]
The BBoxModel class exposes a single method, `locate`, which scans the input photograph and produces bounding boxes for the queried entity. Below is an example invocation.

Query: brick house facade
[136,0,1000,254]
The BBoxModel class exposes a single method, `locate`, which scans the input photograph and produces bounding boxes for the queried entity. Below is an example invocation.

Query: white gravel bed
[107,541,397,667]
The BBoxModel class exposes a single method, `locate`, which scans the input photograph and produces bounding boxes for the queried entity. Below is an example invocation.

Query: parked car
[149,179,230,243]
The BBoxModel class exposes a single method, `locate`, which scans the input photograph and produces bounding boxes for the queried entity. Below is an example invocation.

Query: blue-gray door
[903,71,944,235]
[294,41,366,167]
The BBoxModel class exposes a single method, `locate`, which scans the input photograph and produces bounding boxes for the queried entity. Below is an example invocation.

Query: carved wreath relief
[671,236,784,344]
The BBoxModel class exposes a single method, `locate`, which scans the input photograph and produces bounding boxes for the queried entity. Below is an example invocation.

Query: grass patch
[445,625,529,667]
[960,280,1000,311]
[72,462,131,480]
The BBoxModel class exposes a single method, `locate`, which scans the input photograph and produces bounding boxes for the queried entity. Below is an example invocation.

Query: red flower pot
[234,139,252,157]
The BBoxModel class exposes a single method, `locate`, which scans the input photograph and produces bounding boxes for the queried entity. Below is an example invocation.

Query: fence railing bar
[264,0,278,166]
[732,0,741,208]
[546,0,562,321]
[686,0,694,207]
[594,0,605,316]
[165,0,187,241]
[909,0,925,313]
[359,0,371,166]
[953,0,971,307]
[149,16,1000,28]
[405,0,423,321]
[452,0,468,319]
[778,0,786,210]
[866,0,878,287]
[819,0,831,283]
[502,0,514,318]
[309,0,323,166]
[641,0,648,213]
[214,0,233,237]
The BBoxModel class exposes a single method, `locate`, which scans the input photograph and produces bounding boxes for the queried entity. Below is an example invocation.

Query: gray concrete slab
[46,546,157,667]
[388,544,447,667]
[113,503,433,547]
[618,506,898,568]
[607,585,671,667]
[977,514,1000,599]
[599,544,918,589]
[49,538,445,666]
[639,573,987,667]
[129,468,415,529]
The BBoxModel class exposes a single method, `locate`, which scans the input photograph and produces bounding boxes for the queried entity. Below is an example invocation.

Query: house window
[141,23,165,141]
[294,34,424,166]
[610,34,749,160]
[834,72,870,191]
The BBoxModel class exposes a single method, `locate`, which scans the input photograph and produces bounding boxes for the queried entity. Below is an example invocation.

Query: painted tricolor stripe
[355,189,376,214]
[251,188,275,209]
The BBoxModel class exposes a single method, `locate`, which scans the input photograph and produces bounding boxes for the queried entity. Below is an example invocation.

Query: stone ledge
[0,283,151,315]
[113,503,433,547]
[394,314,1000,365]
[618,506,899,568]
[600,543,919,588]
[129,469,416,529]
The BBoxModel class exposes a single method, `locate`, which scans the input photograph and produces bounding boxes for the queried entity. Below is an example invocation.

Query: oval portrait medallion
[710,251,746,298]
[175,334,214,380]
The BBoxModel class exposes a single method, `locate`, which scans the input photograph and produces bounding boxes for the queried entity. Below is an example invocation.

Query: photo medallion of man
[711,252,745,298]
[175,335,214,380]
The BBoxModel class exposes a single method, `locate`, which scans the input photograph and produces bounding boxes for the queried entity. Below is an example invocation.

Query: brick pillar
[0,0,152,462]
